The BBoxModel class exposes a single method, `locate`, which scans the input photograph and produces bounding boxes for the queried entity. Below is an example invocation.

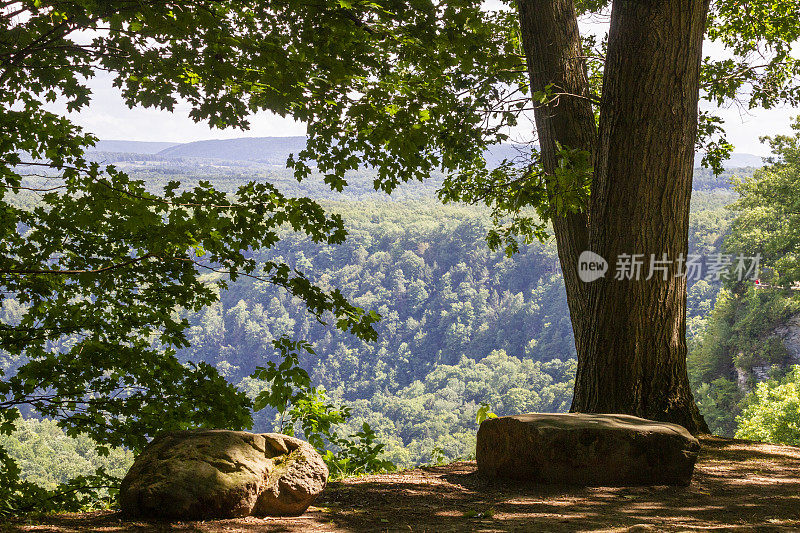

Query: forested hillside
[8,153,800,491]
[180,201,576,464]
[688,127,800,440]
[170,165,744,464]
[1,164,752,474]
[9,153,794,487]
[157,166,749,464]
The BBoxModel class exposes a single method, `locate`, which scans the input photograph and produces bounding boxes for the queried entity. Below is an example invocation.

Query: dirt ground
[4,436,800,532]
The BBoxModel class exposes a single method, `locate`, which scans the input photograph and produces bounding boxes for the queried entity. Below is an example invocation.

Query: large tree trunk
[516,0,595,356]
[574,0,710,433]
[516,0,710,433]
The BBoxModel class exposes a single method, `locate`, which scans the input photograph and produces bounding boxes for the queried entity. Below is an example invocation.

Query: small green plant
[463,507,495,519]
[429,446,447,465]
[252,337,394,478]
[476,402,498,425]
[324,423,396,478]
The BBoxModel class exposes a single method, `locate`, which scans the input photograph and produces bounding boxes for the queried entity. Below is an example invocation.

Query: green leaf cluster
[251,337,393,478]
[736,365,800,445]
[690,121,800,436]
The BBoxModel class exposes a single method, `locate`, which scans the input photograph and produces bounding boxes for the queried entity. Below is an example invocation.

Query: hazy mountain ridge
[158,136,307,164]
[90,136,765,170]
[90,140,180,154]
[80,137,756,202]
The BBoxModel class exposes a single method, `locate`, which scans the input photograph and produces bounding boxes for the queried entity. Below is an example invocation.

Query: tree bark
[574,0,710,433]
[516,0,710,433]
[516,0,596,356]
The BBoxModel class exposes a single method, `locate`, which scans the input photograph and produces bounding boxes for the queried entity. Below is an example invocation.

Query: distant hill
[722,152,765,168]
[95,136,766,170]
[89,140,180,154]
[158,137,535,167]
[157,137,307,164]
[694,151,765,168]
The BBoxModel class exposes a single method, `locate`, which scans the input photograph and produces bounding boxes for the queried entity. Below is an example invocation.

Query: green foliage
[705,1,800,110]
[736,366,800,445]
[0,0,540,509]
[694,378,743,437]
[476,403,497,425]
[0,416,132,517]
[696,111,735,175]
[463,507,495,519]
[251,337,393,478]
[195,200,576,394]
[252,337,350,451]
[428,446,448,466]
[689,287,800,435]
[0,417,132,490]
[726,117,800,287]
[3,0,400,512]
[3,0,794,511]
[439,143,593,257]
[0,463,119,518]
[341,351,577,467]
[253,338,320,428]
[690,123,800,436]
[323,423,395,479]
[179,193,733,463]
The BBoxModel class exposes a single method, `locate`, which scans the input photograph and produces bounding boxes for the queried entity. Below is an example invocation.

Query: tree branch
[0,253,156,275]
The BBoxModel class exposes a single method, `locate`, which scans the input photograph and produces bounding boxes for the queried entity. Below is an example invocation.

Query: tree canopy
[736,365,800,445]
[726,117,800,287]
[689,117,800,437]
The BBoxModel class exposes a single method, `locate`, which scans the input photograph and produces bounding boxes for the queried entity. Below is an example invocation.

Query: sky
[47,12,799,157]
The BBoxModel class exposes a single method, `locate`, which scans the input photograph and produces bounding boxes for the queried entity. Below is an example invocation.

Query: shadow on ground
[6,436,800,532]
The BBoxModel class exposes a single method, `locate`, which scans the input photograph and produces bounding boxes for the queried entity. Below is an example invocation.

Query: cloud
[44,72,305,143]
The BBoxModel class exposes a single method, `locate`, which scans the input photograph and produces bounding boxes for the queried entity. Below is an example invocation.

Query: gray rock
[773,312,800,363]
[119,429,327,519]
[477,413,700,486]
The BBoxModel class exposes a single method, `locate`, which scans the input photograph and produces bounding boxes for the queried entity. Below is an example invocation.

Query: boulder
[476,413,700,486]
[119,429,327,519]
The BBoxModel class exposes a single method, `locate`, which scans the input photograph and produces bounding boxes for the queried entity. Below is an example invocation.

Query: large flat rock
[476,413,700,486]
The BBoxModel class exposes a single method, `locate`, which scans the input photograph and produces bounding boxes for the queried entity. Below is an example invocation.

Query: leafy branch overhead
[0,0,398,509]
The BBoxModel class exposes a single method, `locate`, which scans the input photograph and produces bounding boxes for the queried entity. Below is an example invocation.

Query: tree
[256,0,799,433]
[1,0,383,508]
[450,0,798,433]
[514,0,711,431]
[726,116,800,287]
[736,365,800,445]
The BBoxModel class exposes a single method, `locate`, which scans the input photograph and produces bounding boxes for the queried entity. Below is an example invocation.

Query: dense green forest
[688,126,800,439]
[6,138,800,491]
[6,160,784,485]
[185,200,578,465]
[5,149,800,496]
